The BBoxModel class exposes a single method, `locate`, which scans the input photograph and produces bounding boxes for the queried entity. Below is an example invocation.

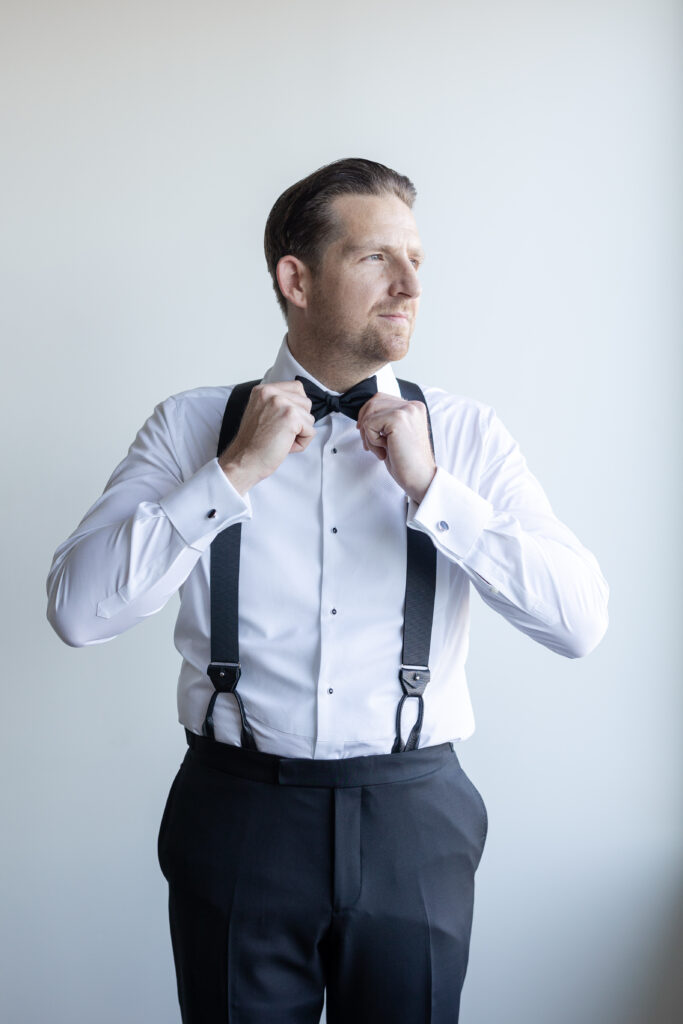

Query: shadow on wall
[621,876,683,1024]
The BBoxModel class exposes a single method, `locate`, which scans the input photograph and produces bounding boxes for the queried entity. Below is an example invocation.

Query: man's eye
[366,253,383,261]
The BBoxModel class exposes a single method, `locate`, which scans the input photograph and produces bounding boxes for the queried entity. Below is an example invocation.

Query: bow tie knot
[296,375,378,422]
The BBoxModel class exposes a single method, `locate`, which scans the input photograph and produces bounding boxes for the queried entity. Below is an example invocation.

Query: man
[47,157,609,1023]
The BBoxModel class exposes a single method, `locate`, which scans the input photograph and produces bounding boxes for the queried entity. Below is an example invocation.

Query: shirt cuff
[406,466,493,558]
[159,458,252,550]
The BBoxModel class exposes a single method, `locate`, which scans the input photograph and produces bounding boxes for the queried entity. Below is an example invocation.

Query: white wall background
[1,1,681,1021]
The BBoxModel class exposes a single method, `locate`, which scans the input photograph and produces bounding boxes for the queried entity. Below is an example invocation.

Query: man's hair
[264,157,417,318]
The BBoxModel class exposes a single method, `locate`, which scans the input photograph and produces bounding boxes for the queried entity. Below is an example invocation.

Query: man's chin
[372,330,412,364]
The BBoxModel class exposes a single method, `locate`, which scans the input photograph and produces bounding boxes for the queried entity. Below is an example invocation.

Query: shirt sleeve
[406,407,609,658]
[46,394,251,647]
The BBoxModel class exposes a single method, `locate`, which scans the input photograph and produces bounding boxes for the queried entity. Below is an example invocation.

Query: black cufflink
[207,508,217,519]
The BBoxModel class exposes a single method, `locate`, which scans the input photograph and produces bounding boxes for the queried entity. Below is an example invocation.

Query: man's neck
[286,334,383,394]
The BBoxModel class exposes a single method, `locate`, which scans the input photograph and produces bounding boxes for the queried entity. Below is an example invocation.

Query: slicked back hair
[264,157,417,318]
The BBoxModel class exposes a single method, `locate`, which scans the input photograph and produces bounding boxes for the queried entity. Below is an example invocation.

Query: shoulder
[167,383,233,410]
[420,385,495,433]
[163,383,244,430]
[156,384,241,476]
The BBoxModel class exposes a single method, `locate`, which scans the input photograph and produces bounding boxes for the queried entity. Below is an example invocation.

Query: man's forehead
[329,193,423,255]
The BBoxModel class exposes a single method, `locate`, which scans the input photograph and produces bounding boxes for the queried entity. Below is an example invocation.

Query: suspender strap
[203,380,261,747]
[205,377,438,755]
[392,379,437,753]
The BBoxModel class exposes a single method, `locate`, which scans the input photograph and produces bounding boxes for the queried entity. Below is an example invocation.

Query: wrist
[406,465,437,505]
[219,453,264,495]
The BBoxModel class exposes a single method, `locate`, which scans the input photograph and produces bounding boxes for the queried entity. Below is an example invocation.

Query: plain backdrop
[1,2,681,1022]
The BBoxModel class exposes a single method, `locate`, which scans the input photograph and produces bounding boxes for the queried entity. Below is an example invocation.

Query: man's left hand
[356,395,436,504]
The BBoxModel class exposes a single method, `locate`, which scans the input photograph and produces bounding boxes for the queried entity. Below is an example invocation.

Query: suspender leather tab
[207,662,242,693]
[399,665,430,696]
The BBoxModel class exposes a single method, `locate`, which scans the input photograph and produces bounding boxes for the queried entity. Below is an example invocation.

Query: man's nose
[390,260,421,299]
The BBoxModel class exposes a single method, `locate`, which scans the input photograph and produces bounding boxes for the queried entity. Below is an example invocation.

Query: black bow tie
[296,375,378,422]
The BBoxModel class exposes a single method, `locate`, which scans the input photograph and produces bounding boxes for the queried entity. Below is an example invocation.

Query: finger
[291,430,316,453]
[297,415,316,439]
[281,392,314,413]
[266,379,310,395]
[365,441,387,461]
[358,409,403,440]
[291,412,316,445]
[361,420,392,445]
[291,417,316,451]
[256,381,313,413]
[281,380,314,412]
[356,395,404,430]
[286,395,314,415]
[358,422,388,459]
[358,418,388,442]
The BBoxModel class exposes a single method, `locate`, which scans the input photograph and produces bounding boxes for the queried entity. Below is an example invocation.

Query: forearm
[47,509,204,646]
[408,467,609,658]
[47,460,251,645]
[47,391,252,646]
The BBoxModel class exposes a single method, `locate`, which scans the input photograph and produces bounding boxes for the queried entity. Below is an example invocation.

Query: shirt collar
[262,334,401,398]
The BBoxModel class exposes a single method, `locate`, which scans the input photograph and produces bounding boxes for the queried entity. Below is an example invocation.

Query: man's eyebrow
[341,241,427,261]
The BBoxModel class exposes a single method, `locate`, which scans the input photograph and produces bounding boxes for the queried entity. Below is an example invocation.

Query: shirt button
[331,608,337,615]
[328,687,334,695]
[331,527,338,534]
[207,508,217,519]
[331,447,338,454]
[436,520,449,532]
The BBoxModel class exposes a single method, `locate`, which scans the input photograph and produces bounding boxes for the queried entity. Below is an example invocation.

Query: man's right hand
[218,381,315,495]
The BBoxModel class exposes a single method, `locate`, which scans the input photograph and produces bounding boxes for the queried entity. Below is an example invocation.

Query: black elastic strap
[206,377,437,756]
[392,379,437,753]
[204,380,261,747]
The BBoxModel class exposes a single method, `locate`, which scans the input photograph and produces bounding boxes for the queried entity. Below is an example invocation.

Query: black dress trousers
[158,734,488,1024]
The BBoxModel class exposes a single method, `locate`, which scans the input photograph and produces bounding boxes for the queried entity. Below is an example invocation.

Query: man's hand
[219,381,315,495]
[356,394,436,503]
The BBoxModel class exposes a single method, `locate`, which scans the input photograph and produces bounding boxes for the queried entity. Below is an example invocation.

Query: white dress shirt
[47,337,609,758]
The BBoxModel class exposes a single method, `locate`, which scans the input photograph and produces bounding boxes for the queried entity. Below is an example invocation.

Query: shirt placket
[314,413,348,757]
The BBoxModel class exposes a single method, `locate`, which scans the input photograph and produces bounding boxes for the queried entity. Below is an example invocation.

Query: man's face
[304,192,424,370]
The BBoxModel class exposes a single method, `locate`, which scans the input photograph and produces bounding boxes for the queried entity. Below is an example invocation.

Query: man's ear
[276,255,311,311]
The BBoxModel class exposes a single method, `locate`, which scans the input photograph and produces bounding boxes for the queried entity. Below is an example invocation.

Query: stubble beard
[311,305,413,381]
[355,319,412,367]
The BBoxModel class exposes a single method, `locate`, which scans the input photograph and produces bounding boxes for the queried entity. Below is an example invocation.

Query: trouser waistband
[185,729,455,788]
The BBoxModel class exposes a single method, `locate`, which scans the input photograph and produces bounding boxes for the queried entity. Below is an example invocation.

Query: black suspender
[393,379,437,753]
[204,381,260,747]
[203,378,437,753]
